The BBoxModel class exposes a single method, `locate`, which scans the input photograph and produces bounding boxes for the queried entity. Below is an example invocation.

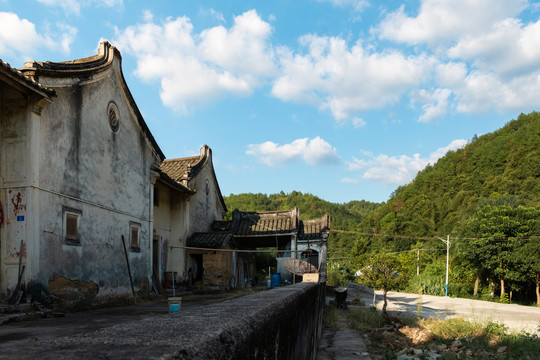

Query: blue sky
[2,0,540,204]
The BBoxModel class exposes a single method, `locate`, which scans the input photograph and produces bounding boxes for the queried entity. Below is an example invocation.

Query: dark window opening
[130,223,141,252]
[63,209,81,246]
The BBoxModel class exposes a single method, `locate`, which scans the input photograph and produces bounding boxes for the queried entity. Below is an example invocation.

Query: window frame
[63,207,81,246]
[130,222,141,252]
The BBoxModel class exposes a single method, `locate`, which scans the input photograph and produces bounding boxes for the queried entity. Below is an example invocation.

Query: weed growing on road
[342,305,540,359]
[419,317,540,359]
[322,305,341,331]
[348,306,386,332]
[421,317,487,339]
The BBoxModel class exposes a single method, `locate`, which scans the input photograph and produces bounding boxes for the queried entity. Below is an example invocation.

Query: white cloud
[0,12,76,59]
[449,18,540,79]
[340,177,360,184]
[414,88,452,122]
[376,0,540,117]
[434,59,540,114]
[375,0,527,47]
[202,8,226,23]
[36,0,123,15]
[348,139,467,185]
[272,35,432,121]
[318,0,370,12]
[142,10,153,22]
[347,156,370,171]
[352,117,367,128]
[37,0,81,14]
[363,153,427,184]
[57,23,78,54]
[114,10,275,113]
[246,137,340,167]
[454,70,540,113]
[105,3,540,122]
[428,139,468,163]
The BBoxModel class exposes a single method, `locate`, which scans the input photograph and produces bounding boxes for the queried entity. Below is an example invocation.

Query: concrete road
[348,284,540,334]
[0,291,249,350]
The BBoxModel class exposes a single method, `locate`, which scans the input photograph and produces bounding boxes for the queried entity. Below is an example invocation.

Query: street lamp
[438,235,450,297]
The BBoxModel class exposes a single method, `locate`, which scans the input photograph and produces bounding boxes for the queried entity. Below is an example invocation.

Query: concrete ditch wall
[176,281,326,360]
[2,281,326,359]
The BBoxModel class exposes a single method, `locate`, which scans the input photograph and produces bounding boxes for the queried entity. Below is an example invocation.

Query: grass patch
[322,305,341,331]
[419,317,540,359]
[340,305,540,359]
[348,306,387,332]
[421,317,488,340]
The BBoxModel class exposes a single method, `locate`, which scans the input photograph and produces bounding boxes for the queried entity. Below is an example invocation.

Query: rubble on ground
[370,319,511,360]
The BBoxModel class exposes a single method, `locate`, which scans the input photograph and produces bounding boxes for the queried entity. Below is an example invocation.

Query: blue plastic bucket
[271,274,282,289]
[168,297,182,313]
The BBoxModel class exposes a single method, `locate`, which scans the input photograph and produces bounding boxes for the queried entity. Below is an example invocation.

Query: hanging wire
[331,229,540,243]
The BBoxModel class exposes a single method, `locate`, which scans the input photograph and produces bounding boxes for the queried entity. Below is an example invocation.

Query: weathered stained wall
[188,155,225,234]
[0,82,41,295]
[153,180,190,284]
[33,58,159,297]
[202,250,232,289]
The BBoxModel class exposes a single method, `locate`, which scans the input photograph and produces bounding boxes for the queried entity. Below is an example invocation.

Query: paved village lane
[349,284,540,335]
[0,291,247,353]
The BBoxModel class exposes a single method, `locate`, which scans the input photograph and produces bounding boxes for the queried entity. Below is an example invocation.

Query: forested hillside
[225,191,379,231]
[224,112,540,305]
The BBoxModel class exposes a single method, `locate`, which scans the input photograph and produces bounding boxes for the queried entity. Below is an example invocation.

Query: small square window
[63,208,81,245]
[130,223,141,252]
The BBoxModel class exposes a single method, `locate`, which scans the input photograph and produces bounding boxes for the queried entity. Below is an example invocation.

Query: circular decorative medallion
[108,102,119,132]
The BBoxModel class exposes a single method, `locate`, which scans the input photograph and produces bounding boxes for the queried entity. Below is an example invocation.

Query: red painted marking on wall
[8,241,26,259]
[11,192,26,216]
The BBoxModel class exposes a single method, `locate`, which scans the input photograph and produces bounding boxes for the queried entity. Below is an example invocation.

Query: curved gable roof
[20,41,164,161]
[161,145,227,212]
[299,214,331,240]
[161,153,205,184]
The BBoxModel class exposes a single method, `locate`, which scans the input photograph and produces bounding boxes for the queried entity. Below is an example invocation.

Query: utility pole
[438,235,450,297]
[416,249,420,276]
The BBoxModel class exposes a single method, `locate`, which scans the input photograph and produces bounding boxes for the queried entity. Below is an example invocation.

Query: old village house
[0,42,224,301]
[185,208,329,290]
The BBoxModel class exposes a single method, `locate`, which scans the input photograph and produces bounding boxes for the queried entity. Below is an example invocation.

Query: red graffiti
[11,192,26,216]
[8,242,26,259]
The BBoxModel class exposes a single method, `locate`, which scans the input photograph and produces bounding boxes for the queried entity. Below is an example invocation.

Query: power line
[390,248,445,254]
[331,229,540,242]
[331,229,435,241]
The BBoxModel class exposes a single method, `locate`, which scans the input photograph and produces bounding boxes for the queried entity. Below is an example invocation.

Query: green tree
[358,252,405,320]
[460,205,540,301]
[517,236,540,306]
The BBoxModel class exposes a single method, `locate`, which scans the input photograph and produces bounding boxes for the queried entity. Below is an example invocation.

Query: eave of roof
[231,208,299,235]
[152,165,195,195]
[0,59,56,100]
[187,232,233,249]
